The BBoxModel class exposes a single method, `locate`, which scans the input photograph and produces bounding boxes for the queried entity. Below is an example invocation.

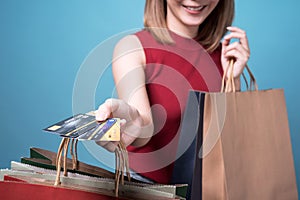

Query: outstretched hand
[95,98,151,152]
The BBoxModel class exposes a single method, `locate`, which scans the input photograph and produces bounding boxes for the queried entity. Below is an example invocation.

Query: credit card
[44,113,120,141]
[78,118,120,141]
[43,114,96,137]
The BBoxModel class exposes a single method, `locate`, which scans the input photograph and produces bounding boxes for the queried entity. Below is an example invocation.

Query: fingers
[120,119,127,126]
[96,98,139,123]
[222,41,249,62]
[223,27,249,51]
[95,98,120,121]
[221,26,250,78]
[222,26,250,59]
[224,26,249,50]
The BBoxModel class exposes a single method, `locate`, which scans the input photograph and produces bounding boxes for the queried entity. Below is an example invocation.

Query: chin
[183,18,206,27]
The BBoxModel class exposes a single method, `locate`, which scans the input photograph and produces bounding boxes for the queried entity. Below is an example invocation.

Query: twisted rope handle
[70,138,78,170]
[54,137,68,186]
[221,59,258,93]
[54,137,78,186]
[54,132,130,198]
[114,141,131,197]
[63,139,70,177]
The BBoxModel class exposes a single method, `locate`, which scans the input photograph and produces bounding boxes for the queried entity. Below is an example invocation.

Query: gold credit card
[78,118,120,141]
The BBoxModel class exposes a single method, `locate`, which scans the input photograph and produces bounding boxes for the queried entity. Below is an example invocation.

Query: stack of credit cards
[43,114,120,141]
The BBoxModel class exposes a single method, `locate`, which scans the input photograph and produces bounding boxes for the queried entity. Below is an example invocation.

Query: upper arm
[112,35,152,126]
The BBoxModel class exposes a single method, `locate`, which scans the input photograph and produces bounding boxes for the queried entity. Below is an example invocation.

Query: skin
[96,0,250,152]
[166,0,220,38]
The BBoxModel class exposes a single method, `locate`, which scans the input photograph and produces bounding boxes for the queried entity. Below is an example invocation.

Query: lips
[182,5,207,12]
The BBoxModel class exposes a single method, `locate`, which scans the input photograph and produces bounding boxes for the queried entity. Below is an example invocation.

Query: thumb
[96,98,120,121]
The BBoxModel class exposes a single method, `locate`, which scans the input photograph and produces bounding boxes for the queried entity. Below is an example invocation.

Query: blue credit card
[78,118,118,141]
[43,114,96,138]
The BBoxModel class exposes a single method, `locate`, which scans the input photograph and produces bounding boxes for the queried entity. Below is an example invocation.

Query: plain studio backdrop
[0,0,299,193]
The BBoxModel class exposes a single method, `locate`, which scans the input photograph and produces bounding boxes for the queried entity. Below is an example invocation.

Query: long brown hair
[144,0,235,52]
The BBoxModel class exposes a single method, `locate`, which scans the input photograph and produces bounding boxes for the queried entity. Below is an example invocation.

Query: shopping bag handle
[244,64,258,91]
[221,59,258,92]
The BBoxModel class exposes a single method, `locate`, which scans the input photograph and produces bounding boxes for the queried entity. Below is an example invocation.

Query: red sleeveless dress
[127,29,223,184]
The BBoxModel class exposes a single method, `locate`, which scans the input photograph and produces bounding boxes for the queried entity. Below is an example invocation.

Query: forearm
[110,34,154,147]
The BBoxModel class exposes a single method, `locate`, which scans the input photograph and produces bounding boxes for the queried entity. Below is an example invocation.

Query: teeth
[186,6,204,11]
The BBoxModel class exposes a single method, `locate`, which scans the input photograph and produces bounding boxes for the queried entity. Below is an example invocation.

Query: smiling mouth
[182,5,207,12]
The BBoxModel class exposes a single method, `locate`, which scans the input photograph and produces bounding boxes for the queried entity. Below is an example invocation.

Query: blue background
[0,0,299,192]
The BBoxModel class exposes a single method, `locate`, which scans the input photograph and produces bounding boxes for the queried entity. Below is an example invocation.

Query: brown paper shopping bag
[172,62,298,200]
[219,88,298,199]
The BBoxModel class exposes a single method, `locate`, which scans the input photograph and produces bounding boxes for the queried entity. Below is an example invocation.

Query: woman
[96,0,249,184]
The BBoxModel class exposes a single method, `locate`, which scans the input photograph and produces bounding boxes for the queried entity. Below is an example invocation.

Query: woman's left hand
[221,26,250,79]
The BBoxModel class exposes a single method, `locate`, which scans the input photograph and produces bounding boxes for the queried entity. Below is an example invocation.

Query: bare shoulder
[113,34,145,65]
[112,34,145,79]
[115,34,143,50]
